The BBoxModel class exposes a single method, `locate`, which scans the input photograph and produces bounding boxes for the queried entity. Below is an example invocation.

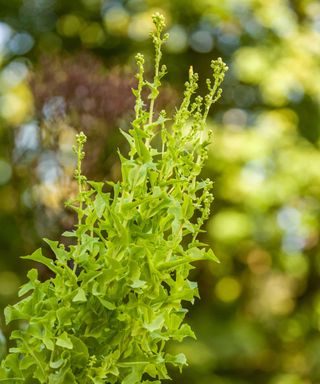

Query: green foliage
[0,13,227,384]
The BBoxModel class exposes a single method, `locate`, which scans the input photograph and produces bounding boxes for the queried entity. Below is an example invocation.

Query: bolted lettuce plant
[0,13,228,384]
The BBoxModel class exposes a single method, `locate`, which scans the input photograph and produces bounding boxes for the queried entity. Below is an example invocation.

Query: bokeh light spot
[36,151,61,184]
[103,5,130,35]
[166,25,188,53]
[128,12,154,41]
[280,252,309,278]
[189,30,213,53]
[0,22,13,54]
[215,276,241,302]
[234,47,269,83]
[0,160,12,185]
[270,373,307,384]
[247,248,272,275]
[80,23,105,46]
[0,271,20,297]
[57,14,82,37]
[8,32,34,55]
[0,84,33,125]
[209,210,252,243]
[0,61,29,89]
[222,108,247,129]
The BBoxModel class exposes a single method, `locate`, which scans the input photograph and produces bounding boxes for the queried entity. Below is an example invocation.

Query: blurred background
[0,0,320,383]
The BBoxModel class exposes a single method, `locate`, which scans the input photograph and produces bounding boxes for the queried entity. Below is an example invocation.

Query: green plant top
[0,13,228,384]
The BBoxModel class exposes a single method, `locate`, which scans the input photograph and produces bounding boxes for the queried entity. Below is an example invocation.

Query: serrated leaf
[56,332,73,350]
[72,288,87,303]
[43,238,69,262]
[18,269,38,297]
[21,248,59,274]
[205,248,220,263]
[144,314,164,332]
[4,304,27,324]
[130,279,146,289]
[173,323,196,342]
[97,297,116,310]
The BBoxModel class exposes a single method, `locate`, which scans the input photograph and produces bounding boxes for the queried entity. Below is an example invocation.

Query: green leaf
[56,332,73,350]
[94,193,106,218]
[144,314,165,332]
[69,335,89,369]
[4,303,28,324]
[49,359,64,369]
[130,279,146,289]
[18,269,38,297]
[120,128,135,148]
[205,248,220,263]
[72,288,87,303]
[97,297,116,310]
[173,323,196,342]
[62,230,77,238]
[56,307,74,327]
[122,367,144,384]
[165,353,188,371]
[43,238,69,262]
[21,248,59,274]
[132,128,151,162]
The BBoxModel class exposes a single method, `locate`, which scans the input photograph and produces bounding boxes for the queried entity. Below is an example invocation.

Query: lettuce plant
[0,13,227,384]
